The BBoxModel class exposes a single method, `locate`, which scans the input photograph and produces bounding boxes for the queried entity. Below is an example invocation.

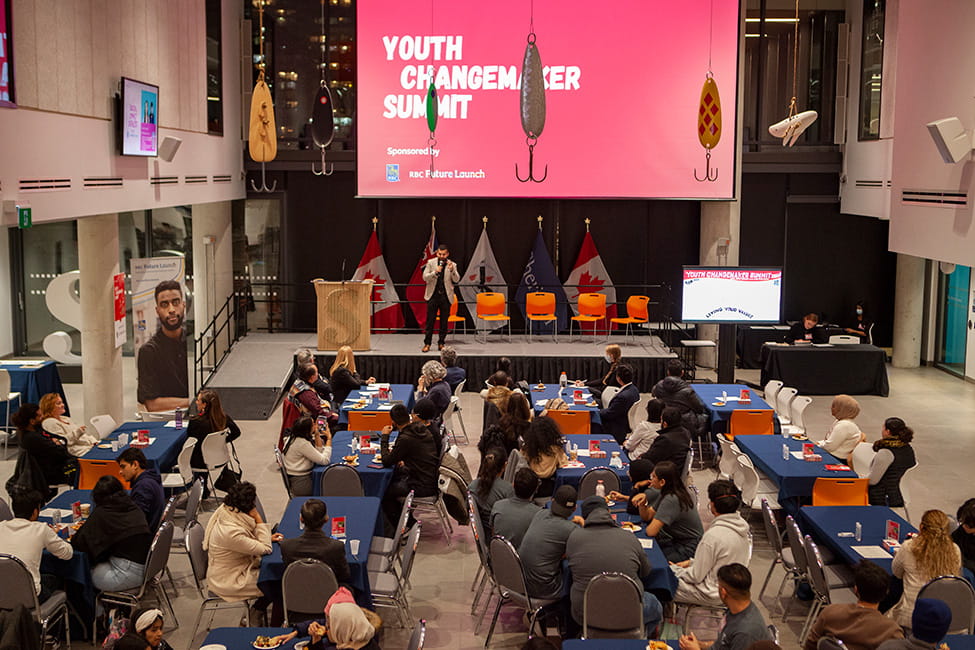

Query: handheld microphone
[341,259,347,281]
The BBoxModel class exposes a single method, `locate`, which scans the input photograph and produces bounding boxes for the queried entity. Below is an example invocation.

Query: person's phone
[316,416,326,429]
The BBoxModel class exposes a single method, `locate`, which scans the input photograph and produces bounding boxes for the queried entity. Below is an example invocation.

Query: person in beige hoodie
[203,481,272,616]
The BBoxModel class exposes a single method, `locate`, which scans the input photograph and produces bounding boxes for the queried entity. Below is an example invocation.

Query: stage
[205,331,678,420]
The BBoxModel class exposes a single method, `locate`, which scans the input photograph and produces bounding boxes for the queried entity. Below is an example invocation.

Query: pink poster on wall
[357,0,740,199]
[0,0,14,107]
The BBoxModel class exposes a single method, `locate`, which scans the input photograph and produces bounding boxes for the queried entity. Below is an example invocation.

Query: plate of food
[342,455,359,466]
[97,443,113,449]
[646,641,669,650]
[711,402,726,407]
[253,636,282,649]
[534,384,546,391]
[620,521,642,532]
[791,434,809,440]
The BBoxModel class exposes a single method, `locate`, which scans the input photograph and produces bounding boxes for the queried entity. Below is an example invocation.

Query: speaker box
[926,118,971,164]
[157,136,183,162]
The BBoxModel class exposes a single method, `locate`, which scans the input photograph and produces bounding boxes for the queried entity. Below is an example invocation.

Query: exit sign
[17,206,31,228]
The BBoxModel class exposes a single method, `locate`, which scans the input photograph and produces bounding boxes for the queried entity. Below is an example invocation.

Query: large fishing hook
[312,147,333,176]
[250,162,277,192]
[516,137,547,183]
[694,149,718,182]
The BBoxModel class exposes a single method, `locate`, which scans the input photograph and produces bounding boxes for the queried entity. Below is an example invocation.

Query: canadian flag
[565,232,617,330]
[405,220,437,329]
[351,230,404,331]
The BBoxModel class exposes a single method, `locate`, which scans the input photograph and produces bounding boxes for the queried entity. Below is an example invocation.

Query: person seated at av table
[597,363,640,445]
[39,392,98,456]
[877,598,953,650]
[282,416,334,497]
[788,312,827,344]
[803,560,903,650]
[490,468,541,548]
[519,416,567,499]
[271,498,352,588]
[187,389,243,487]
[290,364,335,423]
[608,458,654,517]
[632,460,703,563]
[268,590,381,650]
[440,345,467,393]
[678,564,772,650]
[114,606,174,650]
[574,343,623,401]
[296,348,332,402]
[0,488,73,603]
[672,480,751,607]
[952,498,975,587]
[519,485,583,602]
[843,300,873,342]
[13,403,76,491]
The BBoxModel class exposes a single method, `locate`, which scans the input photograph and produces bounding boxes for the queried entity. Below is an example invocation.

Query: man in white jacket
[672,479,751,606]
[0,489,73,601]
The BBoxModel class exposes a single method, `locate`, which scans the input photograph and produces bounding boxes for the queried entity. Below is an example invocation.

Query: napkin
[639,538,654,549]
[40,509,72,520]
[851,545,891,559]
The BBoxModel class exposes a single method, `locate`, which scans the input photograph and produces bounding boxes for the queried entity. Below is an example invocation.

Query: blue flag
[516,230,569,332]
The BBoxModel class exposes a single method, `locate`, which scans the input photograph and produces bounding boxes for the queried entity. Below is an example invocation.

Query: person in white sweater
[0,489,73,601]
[672,479,752,606]
[623,399,663,459]
[39,392,99,456]
[282,416,333,496]
[814,394,864,462]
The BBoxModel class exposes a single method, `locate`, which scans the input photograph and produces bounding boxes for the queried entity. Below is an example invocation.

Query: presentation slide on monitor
[682,269,782,322]
[357,0,739,199]
[121,79,158,156]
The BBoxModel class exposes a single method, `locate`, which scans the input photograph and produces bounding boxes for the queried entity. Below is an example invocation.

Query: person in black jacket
[117,447,166,532]
[72,475,151,591]
[597,363,640,444]
[329,346,376,408]
[379,398,440,534]
[13,403,75,488]
[576,343,622,400]
[640,406,692,472]
[788,312,827,344]
[272,499,352,587]
[651,360,707,438]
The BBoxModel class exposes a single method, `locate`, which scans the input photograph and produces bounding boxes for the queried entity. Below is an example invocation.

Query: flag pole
[537,214,543,230]
[585,217,591,232]
[482,215,488,228]
[372,216,378,231]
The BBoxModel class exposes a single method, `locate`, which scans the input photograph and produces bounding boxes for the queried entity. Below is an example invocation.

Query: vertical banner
[0,0,14,107]
[113,273,127,348]
[131,257,189,411]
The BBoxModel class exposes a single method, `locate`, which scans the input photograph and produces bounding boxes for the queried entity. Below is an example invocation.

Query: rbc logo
[386,164,400,182]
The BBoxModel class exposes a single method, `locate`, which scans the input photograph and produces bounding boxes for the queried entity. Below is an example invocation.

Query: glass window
[149,206,194,336]
[235,198,281,331]
[858,0,884,140]
[206,0,223,134]
[118,211,149,356]
[21,221,79,354]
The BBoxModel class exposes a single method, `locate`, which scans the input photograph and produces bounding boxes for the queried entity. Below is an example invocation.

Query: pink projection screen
[356,0,740,199]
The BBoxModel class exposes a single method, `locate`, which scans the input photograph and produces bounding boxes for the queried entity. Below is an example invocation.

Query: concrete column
[892,253,925,368]
[191,201,235,372]
[696,200,741,368]
[78,213,123,424]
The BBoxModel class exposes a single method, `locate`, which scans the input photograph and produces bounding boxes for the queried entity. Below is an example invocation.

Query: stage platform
[205,331,677,420]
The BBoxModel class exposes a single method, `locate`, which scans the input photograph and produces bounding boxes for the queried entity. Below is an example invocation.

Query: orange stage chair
[610,295,650,343]
[78,459,128,490]
[547,410,591,436]
[433,295,466,337]
[728,409,775,438]
[475,292,511,343]
[348,411,393,432]
[525,292,558,342]
[569,293,607,341]
[811,478,869,506]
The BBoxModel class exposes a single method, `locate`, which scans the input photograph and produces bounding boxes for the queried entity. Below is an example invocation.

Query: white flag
[460,227,508,331]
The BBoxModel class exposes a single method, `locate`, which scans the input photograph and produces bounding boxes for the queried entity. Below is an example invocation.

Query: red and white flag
[565,232,618,330]
[352,230,405,331]
[405,220,438,328]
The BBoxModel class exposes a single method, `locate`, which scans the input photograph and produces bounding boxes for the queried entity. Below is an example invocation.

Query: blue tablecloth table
[0,359,69,423]
[554,436,631,493]
[563,641,678,649]
[80,421,185,473]
[528,383,603,426]
[39,489,95,637]
[734,435,857,503]
[692,384,777,436]
[945,635,975,650]
[310,431,395,498]
[800,505,917,574]
[201,627,299,649]
[338,384,415,425]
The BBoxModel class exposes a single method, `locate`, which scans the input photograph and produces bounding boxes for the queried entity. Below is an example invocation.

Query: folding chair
[817,637,847,650]
[282,559,338,625]
[407,619,427,650]
[546,409,590,436]
[728,410,775,438]
[850,442,877,479]
[0,369,21,458]
[467,493,495,622]
[200,428,232,498]
[916,575,975,634]
[757,498,801,612]
[781,396,813,435]
[413,471,453,545]
[717,435,742,481]
[485,536,561,645]
[185,520,252,644]
[774,387,798,425]
[369,522,421,627]
[811,478,868,506]
[369,490,414,577]
[577,467,621,500]
[443,379,469,446]
[582,572,644,639]
[800,534,856,644]
[161,439,196,493]
[0,497,11,521]
[77,459,125,490]
[735,454,780,511]
[319,463,364,497]
[763,380,783,414]
[273,447,293,498]
[0,553,70,647]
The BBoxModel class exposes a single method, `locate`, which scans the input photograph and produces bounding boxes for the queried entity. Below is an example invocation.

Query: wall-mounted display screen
[120,77,159,156]
[356,0,740,199]
[681,267,782,323]
[0,0,13,107]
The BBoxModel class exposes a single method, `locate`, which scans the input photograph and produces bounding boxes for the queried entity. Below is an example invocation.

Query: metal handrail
[193,292,250,393]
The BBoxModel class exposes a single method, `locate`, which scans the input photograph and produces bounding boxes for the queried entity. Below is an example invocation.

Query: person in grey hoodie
[672,480,752,606]
[651,359,707,437]
[566,496,662,637]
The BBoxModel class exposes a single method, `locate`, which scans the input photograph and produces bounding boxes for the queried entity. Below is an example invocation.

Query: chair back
[828,335,860,344]
[734,454,761,507]
[785,516,809,575]
[78,459,127,490]
[184,477,204,525]
[817,637,847,650]
[763,380,783,411]
[407,619,426,650]
[90,414,118,440]
[625,295,650,321]
[390,490,415,549]
[582,572,644,638]
[282,558,338,622]
[547,409,590,436]
[601,386,620,409]
[400,522,423,584]
[348,411,392,431]
[489,536,531,604]
[142,522,175,594]
[525,292,556,318]
[449,295,459,318]
[185,520,209,590]
[502,448,530,483]
[789,396,813,432]
[850,442,877,479]
[728,409,775,437]
[0,370,10,397]
[254,494,267,527]
[453,378,467,397]
[476,292,507,317]
[682,448,695,484]
[201,428,232,470]
[0,497,12,521]
[578,467,621,500]
[811,478,868,506]
[273,447,292,498]
[717,435,741,480]
[761,498,783,556]
[577,292,607,318]
[775,387,798,417]
[467,493,490,568]
[916,575,975,634]
[320,463,364,497]
[802,534,831,602]
[866,323,875,345]
[627,396,647,433]
[0,553,40,613]
[160,496,178,525]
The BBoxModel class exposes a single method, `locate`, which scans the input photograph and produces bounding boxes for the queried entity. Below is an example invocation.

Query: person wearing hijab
[114,607,172,650]
[268,587,381,649]
[813,395,864,462]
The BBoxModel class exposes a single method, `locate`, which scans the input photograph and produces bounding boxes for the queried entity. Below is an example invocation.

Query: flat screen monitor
[0,0,14,107]
[119,77,159,156]
[681,267,782,324]
[356,0,740,199]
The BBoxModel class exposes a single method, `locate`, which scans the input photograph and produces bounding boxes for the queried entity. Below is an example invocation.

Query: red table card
[886,519,901,542]
[589,440,601,453]
[71,501,82,520]
[138,429,149,444]
[331,516,347,539]
[824,464,851,471]
[802,443,814,455]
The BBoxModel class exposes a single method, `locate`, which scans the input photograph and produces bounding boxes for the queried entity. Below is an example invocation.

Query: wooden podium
[311,279,373,351]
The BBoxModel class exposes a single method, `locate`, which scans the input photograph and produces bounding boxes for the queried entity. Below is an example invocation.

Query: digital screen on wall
[0,0,14,107]
[681,267,782,324]
[120,77,159,156]
[356,0,740,199]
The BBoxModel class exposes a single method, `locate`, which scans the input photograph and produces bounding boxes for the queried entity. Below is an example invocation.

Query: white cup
[350,539,360,555]
[118,433,129,447]
[111,440,120,452]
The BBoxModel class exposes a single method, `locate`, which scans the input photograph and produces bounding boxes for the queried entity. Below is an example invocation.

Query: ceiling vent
[19,178,71,192]
[901,188,968,208]
[83,177,124,189]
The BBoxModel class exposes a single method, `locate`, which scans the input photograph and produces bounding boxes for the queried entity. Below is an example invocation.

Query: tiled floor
[4,358,974,649]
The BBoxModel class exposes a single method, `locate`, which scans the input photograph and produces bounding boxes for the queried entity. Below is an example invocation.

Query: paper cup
[350,539,360,554]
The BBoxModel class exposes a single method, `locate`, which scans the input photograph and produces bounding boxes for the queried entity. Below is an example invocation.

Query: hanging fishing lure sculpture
[426,82,438,173]
[516,30,547,183]
[695,74,721,182]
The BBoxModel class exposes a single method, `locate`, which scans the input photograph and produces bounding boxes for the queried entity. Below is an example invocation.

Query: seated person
[282,416,334,497]
[289,364,335,421]
[114,607,173,650]
[952,498,975,587]
[608,458,654,517]
[788,312,827,344]
[519,485,583,600]
[868,417,916,507]
[804,560,903,650]
[268,591,381,650]
[296,349,332,402]
[117,447,166,531]
[187,389,242,480]
[640,406,692,471]
[597,363,640,445]
[379,399,440,535]
[271,499,351,586]
[483,371,513,414]
[329,345,376,407]
[440,346,466,392]
[416,359,452,418]
[38,392,98,456]
[519,416,567,498]
[672,480,750,606]
[490,468,541,548]
[468,448,514,535]
[651,360,707,438]
[624,398,664,458]
[72,475,151,591]
[575,343,622,400]
[844,301,873,342]
[13,403,76,488]
[814,395,864,462]
[877,598,952,650]
[633,460,703,563]
[679,564,772,650]
[496,393,532,456]
[0,488,73,603]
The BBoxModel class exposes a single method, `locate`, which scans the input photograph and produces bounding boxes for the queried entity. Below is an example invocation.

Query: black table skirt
[760,344,889,396]
[737,327,790,369]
